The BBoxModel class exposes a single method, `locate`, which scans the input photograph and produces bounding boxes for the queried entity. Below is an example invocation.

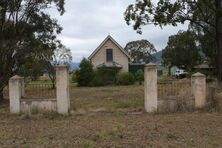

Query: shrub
[116,72,135,85]
[135,70,144,85]
[76,58,94,86]
[97,66,120,85]
[71,70,78,83]
[90,72,105,86]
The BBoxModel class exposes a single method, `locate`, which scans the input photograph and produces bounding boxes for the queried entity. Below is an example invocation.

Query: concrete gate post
[192,72,206,109]
[56,65,70,114]
[144,63,158,112]
[9,75,22,114]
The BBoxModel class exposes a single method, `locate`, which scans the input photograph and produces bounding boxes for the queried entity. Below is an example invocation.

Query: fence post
[9,75,22,114]
[56,65,70,114]
[192,72,206,109]
[144,63,158,112]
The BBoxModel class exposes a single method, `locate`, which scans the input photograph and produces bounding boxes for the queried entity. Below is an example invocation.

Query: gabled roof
[88,35,131,60]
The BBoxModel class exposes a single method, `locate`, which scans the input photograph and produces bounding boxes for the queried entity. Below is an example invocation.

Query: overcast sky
[54,0,188,62]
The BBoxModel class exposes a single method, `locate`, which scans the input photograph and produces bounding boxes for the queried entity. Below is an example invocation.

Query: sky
[53,0,188,62]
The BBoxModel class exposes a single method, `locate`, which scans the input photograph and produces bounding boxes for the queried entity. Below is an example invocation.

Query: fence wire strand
[24,83,56,99]
[158,80,192,99]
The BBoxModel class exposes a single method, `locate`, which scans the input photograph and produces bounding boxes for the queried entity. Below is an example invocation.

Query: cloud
[53,0,188,62]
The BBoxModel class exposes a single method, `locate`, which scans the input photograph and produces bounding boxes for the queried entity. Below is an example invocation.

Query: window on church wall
[106,49,113,62]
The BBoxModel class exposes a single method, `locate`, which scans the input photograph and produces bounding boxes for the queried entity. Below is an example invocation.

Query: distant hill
[151,50,163,64]
[69,62,79,71]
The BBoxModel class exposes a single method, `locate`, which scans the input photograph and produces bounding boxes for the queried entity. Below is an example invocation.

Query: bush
[90,72,105,86]
[135,70,144,85]
[89,66,120,86]
[116,72,135,85]
[97,66,120,85]
[71,70,78,83]
[76,58,94,86]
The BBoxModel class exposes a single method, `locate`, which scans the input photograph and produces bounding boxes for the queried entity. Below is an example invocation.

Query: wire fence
[24,83,56,99]
[158,80,192,99]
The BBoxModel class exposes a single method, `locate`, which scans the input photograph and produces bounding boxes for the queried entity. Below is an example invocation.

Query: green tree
[199,33,217,66]
[17,58,45,81]
[135,70,144,85]
[162,31,201,71]
[125,0,222,81]
[189,23,217,67]
[124,39,156,63]
[0,0,65,101]
[76,58,94,87]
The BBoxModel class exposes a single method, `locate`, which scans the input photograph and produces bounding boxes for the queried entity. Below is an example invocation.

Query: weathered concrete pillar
[192,72,206,109]
[144,63,158,112]
[9,75,22,114]
[56,65,70,114]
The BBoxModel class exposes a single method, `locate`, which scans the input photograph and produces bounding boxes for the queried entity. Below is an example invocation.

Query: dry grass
[70,85,144,112]
[0,85,222,147]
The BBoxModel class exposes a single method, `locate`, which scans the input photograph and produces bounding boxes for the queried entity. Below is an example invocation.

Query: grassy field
[70,85,144,112]
[0,85,222,147]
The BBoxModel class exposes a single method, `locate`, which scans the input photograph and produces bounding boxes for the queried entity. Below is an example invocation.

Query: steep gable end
[88,35,131,60]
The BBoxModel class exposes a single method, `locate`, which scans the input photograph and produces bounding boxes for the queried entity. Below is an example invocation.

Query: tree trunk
[0,89,4,103]
[52,78,56,89]
[216,0,222,82]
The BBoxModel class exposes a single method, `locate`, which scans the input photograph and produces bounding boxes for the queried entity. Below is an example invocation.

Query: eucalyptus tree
[0,0,65,101]
[162,30,201,71]
[125,0,222,81]
[124,39,156,63]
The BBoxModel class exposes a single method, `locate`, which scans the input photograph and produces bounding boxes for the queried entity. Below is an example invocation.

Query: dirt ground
[0,85,222,148]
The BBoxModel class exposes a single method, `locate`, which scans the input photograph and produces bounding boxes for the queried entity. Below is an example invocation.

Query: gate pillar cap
[192,72,206,77]
[56,64,67,69]
[145,62,157,68]
[10,75,23,80]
